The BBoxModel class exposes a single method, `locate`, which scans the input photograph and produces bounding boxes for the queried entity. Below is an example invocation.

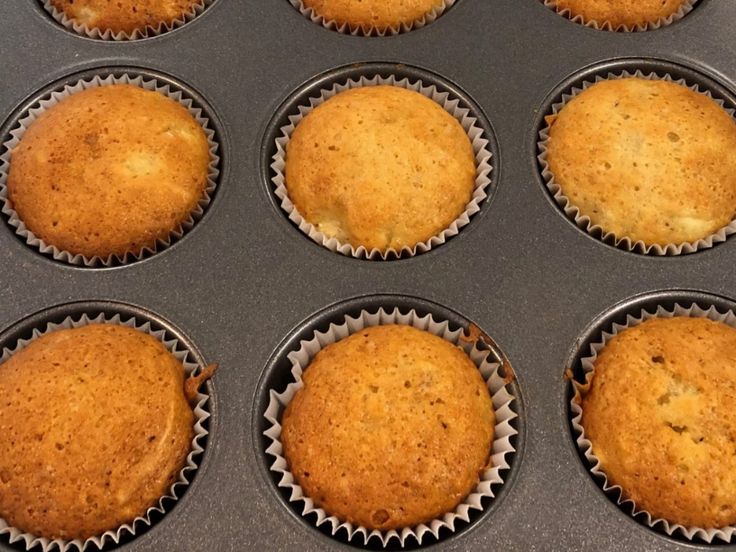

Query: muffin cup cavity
[537,68,736,256]
[40,0,215,40]
[570,300,736,543]
[270,72,493,260]
[263,306,517,547]
[289,0,454,36]
[0,310,211,551]
[0,71,221,267]
[541,0,699,32]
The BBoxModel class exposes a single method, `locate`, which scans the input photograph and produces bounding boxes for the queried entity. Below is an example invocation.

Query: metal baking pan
[0,0,734,550]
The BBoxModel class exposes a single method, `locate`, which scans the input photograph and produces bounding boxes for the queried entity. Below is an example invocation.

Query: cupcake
[265,307,517,545]
[543,77,736,251]
[6,83,211,261]
[0,323,197,542]
[46,0,207,38]
[284,85,476,255]
[545,0,697,31]
[578,316,736,531]
[294,0,451,35]
[281,325,494,531]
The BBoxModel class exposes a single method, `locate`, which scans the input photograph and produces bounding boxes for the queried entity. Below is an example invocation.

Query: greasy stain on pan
[532,57,736,256]
[0,300,216,551]
[0,66,225,269]
[253,294,524,550]
[259,62,501,262]
[563,289,736,545]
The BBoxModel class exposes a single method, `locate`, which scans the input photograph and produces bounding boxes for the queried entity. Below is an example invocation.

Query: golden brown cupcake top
[581,317,736,528]
[0,324,194,541]
[7,84,210,259]
[285,86,476,252]
[281,325,494,530]
[546,78,736,246]
[302,0,445,31]
[49,0,202,35]
[550,0,688,28]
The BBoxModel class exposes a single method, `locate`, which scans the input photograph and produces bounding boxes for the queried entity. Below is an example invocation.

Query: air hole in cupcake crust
[371,509,390,525]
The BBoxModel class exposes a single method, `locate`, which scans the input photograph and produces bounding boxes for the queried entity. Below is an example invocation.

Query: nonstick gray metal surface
[0,0,734,550]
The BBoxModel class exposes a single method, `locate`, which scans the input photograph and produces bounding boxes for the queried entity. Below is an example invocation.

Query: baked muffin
[549,0,688,28]
[545,78,736,246]
[580,317,736,528]
[7,84,210,259]
[0,324,194,541]
[285,86,476,252]
[48,0,203,35]
[281,325,494,530]
[302,0,445,32]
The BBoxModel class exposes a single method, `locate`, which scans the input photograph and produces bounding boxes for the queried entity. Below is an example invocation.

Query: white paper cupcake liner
[290,0,454,36]
[0,72,221,267]
[264,307,518,547]
[542,0,699,32]
[271,74,493,260]
[0,311,211,551]
[41,0,214,40]
[538,69,736,256]
[571,302,736,543]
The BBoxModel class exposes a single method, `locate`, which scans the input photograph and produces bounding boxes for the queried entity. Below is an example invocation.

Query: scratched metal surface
[0,0,734,550]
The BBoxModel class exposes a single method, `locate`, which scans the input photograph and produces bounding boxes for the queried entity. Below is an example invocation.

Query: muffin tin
[0,0,735,550]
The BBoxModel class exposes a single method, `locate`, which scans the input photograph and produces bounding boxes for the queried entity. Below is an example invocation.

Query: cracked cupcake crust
[280,325,494,531]
[48,0,203,35]
[549,0,688,28]
[545,77,736,247]
[581,317,736,528]
[7,84,210,259]
[284,85,476,253]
